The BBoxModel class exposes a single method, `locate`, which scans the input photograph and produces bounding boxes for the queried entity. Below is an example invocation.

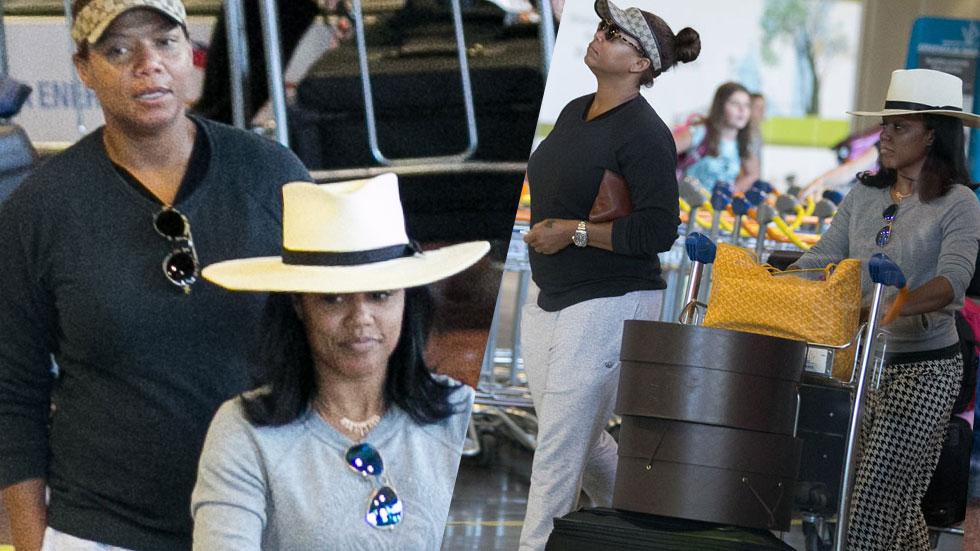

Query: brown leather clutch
[589,169,633,223]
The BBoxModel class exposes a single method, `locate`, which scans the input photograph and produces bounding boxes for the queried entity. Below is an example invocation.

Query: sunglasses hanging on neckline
[154,206,199,294]
[345,442,403,529]
[875,203,898,248]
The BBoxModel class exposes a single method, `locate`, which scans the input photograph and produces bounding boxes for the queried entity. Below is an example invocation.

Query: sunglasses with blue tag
[876,203,898,247]
[345,442,403,528]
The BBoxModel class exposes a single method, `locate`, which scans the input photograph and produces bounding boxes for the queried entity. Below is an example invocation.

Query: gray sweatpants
[518,290,664,551]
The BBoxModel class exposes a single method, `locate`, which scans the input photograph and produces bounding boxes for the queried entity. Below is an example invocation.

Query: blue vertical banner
[906,17,980,182]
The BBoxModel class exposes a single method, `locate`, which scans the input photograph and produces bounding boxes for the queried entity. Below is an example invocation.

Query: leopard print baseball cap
[71,0,186,45]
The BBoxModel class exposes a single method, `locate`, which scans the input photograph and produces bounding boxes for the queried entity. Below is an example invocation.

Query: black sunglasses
[875,203,898,247]
[154,207,199,293]
[346,442,403,528]
[597,20,645,56]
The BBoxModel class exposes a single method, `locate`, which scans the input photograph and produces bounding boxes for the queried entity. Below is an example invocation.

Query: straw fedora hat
[848,68,980,127]
[202,173,490,294]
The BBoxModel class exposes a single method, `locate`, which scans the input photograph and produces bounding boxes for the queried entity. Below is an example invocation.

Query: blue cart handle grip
[711,183,733,210]
[744,189,764,206]
[752,180,773,195]
[869,253,906,288]
[822,190,844,205]
[685,232,716,264]
[732,196,751,216]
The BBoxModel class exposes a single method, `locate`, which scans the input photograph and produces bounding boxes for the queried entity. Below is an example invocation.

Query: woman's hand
[524,219,577,255]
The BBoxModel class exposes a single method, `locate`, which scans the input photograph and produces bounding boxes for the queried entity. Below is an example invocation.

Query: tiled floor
[443,439,531,550]
[440,423,966,550]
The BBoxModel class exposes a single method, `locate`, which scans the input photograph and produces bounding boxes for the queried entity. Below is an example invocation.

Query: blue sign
[907,17,980,181]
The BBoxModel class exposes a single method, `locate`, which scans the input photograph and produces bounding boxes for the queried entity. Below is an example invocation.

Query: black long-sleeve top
[527,93,680,311]
[0,117,311,550]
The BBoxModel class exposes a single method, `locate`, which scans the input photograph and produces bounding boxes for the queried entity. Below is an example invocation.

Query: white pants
[518,290,664,551]
[41,527,134,551]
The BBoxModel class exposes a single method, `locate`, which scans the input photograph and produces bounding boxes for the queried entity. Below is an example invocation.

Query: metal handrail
[310,160,526,182]
[257,0,289,146]
[223,0,251,130]
[536,0,555,75]
[221,0,288,145]
[0,0,8,78]
[350,0,478,166]
[60,0,87,136]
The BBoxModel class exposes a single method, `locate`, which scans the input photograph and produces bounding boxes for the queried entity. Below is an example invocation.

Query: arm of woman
[896,277,953,316]
[0,193,58,551]
[898,188,980,316]
[734,154,760,193]
[525,121,684,257]
[191,401,268,551]
[523,219,614,254]
[2,479,46,551]
[798,147,879,200]
[608,125,681,258]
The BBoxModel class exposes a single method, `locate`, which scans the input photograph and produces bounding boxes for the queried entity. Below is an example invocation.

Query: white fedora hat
[202,173,490,294]
[848,68,980,127]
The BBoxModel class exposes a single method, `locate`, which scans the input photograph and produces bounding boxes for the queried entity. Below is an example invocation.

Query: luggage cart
[465,223,537,461]
[680,232,908,551]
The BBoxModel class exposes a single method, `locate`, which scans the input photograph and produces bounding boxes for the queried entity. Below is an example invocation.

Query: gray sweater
[795,182,980,353]
[191,383,474,550]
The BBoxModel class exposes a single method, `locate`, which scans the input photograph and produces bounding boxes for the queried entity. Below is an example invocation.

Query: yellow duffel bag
[703,244,861,381]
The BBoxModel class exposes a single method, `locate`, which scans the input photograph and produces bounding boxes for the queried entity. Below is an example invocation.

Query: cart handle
[869,253,906,288]
[732,196,751,216]
[835,253,906,551]
[685,232,716,264]
[710,182,733,211]
[752,180,774,195]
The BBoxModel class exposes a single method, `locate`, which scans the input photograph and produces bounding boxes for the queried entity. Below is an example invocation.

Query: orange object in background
[678,209,822,246]
[516,175,531,223]
[422,249,500,388]
[880,286,909,326]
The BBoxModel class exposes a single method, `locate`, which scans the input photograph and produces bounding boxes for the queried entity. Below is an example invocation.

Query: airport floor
[440,432,966,550]
[437,275,967,551]
[443,438,530,550]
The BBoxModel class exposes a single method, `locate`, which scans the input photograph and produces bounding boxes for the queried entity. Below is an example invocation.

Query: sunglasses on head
[154,207,199,294]
[875,203,898,247]
[346,442,403,529]
[597,20,645,56]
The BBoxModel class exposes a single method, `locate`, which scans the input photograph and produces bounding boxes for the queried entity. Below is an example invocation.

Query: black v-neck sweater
[527,94,680,311]
[0,117,310,550]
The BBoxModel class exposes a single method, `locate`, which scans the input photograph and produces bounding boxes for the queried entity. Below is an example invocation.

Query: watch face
[573,227,587,247]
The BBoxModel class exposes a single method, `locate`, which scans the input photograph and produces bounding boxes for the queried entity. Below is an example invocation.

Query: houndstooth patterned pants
[846,350,962,551]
